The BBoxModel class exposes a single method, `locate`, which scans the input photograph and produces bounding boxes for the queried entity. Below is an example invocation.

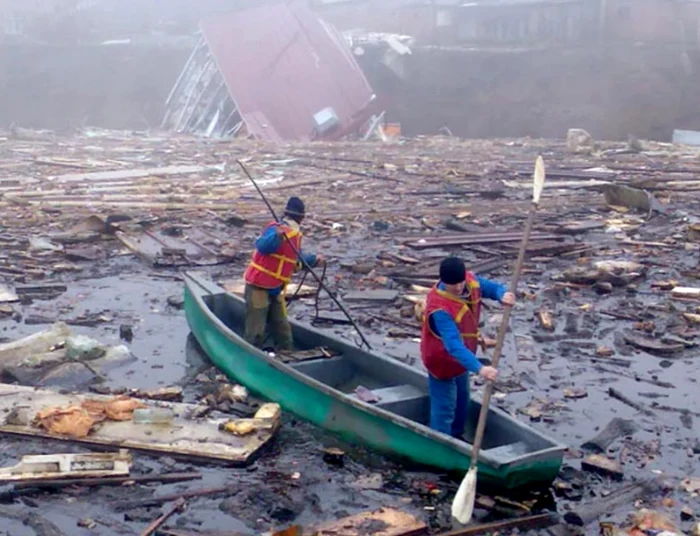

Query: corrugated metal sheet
[200,0,376,142]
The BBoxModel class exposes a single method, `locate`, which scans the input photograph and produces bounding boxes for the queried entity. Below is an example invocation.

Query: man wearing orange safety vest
[420,257,515,438]
[243,197,324,351]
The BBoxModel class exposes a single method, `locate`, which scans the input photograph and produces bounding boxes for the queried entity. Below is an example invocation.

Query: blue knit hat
[285,197,305,217]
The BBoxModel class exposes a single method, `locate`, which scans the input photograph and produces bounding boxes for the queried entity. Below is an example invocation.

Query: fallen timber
[564,478,664,526]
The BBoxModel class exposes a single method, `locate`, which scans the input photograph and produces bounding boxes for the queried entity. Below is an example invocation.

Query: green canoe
[183,272,565,489]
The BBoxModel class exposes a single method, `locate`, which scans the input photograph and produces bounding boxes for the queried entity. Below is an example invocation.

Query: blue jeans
[429,373,469,438]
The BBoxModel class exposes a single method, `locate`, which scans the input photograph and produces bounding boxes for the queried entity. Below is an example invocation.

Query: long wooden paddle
[451,155,546,524]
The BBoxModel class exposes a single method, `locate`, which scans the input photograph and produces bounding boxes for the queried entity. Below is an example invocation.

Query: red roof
[200,0,375,142]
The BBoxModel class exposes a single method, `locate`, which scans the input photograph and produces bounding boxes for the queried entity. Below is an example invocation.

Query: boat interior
[201,288,555,458]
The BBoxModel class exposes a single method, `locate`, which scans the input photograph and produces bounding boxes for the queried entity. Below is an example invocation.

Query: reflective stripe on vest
[244,222,302,288]
[420,274,482,380]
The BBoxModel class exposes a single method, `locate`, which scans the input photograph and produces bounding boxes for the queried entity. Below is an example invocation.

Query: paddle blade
[533,155,546,205]
[451,466,477,525]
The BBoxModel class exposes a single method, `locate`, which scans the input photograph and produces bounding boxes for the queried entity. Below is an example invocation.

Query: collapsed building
[1,0,700,140]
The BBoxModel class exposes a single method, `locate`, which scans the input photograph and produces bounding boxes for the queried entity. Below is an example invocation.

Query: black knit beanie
[439,257,466,285]
[285,197,305,218]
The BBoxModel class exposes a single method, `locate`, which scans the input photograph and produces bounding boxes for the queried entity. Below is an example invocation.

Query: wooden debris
[12,471,201,490]
[117,486,233,510]
[219,403,281,436]
[309,507,427,536]
[684,313,700,324]
[404,231,560,250]
[0,450,131,482]
[0,384,278,465]
[608,387,655,416]
[596,346,615,357]
[563,387,588,399]
[537,309,555,331]
[672,287,700,299]
[343,289,400,303]
[565,479,662,526]
[134,386,183,402]
[622,330,685,356]
[435,513,558,536]
[581,418,639,453]
[314,311,353,325]
[0,505,67,536]
[681,477,700,494]
[279,347,336,363]
[140,497,187,536]
[581,454,624,480]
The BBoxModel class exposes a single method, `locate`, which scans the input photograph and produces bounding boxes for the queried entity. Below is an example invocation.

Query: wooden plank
[310,508,427,536]
[581,454,624,480]
[0,286,18,304]
[50,165,219,184]
[436,513,559,536]
[403,232,561,250]
[221,279,317,298]
[12,471,201,490]
[0,450,130,482]
[0,384,278,465]
[343,290,400,303]
[672,287,700,299]
[279,348,336,363]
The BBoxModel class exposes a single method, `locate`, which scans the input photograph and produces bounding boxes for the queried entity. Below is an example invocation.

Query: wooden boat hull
[184,272,565,489]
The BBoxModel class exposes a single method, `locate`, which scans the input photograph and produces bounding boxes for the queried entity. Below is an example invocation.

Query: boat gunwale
[184,271,567,471]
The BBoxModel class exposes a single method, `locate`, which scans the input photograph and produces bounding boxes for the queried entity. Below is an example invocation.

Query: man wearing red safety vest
[420,257,515,438]
[243,197,324,351]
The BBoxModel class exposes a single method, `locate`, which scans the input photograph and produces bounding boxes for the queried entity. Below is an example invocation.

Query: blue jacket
[254,220,317,296]
[429,279,507,375]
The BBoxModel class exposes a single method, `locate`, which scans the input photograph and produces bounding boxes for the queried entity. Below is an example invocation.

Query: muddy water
[0,258,698,535]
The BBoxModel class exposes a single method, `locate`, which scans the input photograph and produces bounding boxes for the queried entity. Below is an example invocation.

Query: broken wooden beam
[581,454,624,480]
[141,497,186,536]
[13,471,201,490]
[403,232,561,250]
[581,418,639,453]
[115,485,234,510]
[608,387,655,416]
[436,513,559,536]
[622,330,685,356]
[564,479,662,526]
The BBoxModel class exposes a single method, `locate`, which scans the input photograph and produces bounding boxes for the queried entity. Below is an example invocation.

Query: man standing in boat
[421,257,514,438]
[243,197,324,351]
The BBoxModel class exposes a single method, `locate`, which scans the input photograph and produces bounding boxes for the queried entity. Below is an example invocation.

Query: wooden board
[279,348,336,363]
[116,229,229,267]
[0,384,277,465]
[0,451,130,482]
[343,290,400,303]
[310,508,427,536]
[221,279,316,298]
